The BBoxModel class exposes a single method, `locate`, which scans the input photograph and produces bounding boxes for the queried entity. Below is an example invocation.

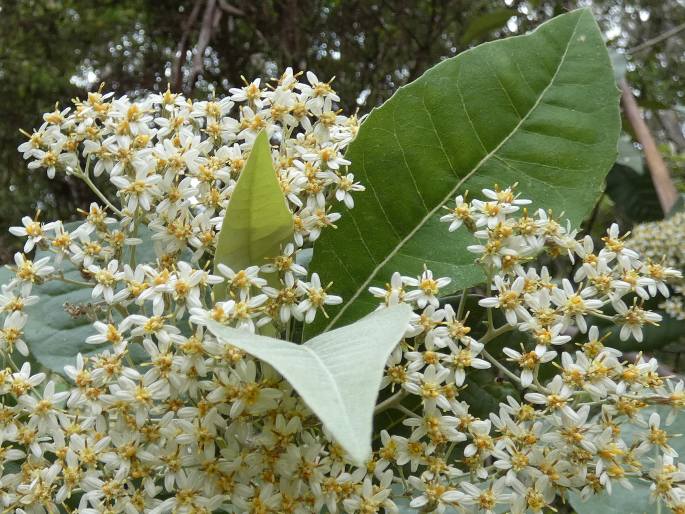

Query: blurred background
[0,0,683,262]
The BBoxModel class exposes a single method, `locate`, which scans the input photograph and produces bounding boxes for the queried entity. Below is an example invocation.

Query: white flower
[295,273,342,323]
[110,166,161,211]
[88,259,125,304]
[479,275,527,326]
[9,216,57,253]
[403,269,451,309]
[525,375,578,422]
[550,279,603,333]
[440,194,474,232]
[613,299,662,342]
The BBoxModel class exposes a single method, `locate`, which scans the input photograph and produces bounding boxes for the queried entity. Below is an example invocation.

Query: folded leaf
[213,129,293,299]
[307,8,620,336]
[207,303,412,465]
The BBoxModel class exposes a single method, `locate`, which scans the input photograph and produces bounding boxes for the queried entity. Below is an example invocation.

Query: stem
[481,349,524,385]
[374,389,407,415]
[479,323,513,345]
[456,287,468,320]
[73,168,123,217]
[394,403,421,419]
[54,275,92,287]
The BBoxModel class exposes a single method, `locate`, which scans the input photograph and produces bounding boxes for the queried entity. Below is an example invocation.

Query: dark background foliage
[0,0,684,263]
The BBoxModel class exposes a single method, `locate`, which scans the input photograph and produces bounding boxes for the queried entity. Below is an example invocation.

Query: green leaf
[206,303,412,465]
[213,129,293,298]
[570,405,685,514]
[308,8,621,336]
[460,8,517,45]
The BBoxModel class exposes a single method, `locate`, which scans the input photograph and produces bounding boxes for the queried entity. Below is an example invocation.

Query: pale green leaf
[207,303,412,465]
[213,129,293,298]
[307,8,620,336]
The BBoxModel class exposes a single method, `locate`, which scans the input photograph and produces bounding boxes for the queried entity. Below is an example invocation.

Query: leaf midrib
[323,13,584,332]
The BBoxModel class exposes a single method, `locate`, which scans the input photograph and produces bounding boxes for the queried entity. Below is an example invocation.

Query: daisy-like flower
[260,243,307,282]
[405,364,451,410]
[550,278,603,333]
[0,310,30,355]
[637,411,679,458]
[472,189,523,229]
[524,375,578,422]
[12,252,54,292]
[85,321,128,353]
[295,273,342,323]
[641,259,682,298]
[479,275,527,326]
[9,215,57,253]
[19,380,69,434]
[217,264,266,299]
[440,194,474,232]
[369,271,406,306]
[403,269,451,309]
[110,165,162,212]
[88,259,125,304]
[612,299,662,342]
[599,223,640,269]
[443,339,490,386]
[329,172,365,208]
[229,77,264,108]
[460,478,512,514]
[407,475,465,513]
[503,346,556,388]
[343,471,397,514]
[463,419,494,458]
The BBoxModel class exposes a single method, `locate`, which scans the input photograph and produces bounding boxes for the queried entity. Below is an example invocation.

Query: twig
[374,389,407,414]
[620,79,679,214]
[172,0,204,92]
[628,22,685,55]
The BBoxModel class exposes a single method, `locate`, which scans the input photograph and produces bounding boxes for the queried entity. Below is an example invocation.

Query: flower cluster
[628,210,685,321]
[1,73,684,513]
[17,69,363,256]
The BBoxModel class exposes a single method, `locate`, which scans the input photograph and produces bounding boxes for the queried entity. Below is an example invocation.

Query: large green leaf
[570,405,685,514]
[213,129,293,298]
[207,303,412,465]
[308,8,620,335]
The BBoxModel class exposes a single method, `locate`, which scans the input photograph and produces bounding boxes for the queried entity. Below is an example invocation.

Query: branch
[188,0,223,92]
[628,22,685,55]
[217,0,244,16]
[657,110,685,153]
[620,79,679,214]
[172,0,204,93]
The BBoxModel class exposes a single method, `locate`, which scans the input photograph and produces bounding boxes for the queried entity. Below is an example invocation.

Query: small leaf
[213,129,293,298]
[460,8,517,45]
[207,303,412,465]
